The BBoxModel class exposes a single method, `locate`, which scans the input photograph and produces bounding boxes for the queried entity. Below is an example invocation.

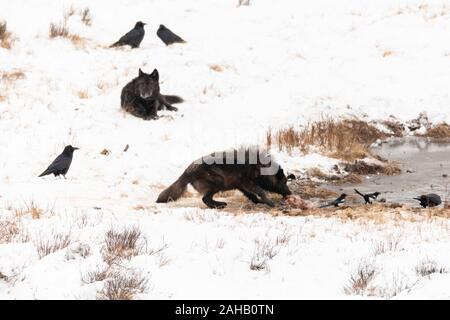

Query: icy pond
[330,137,450,206]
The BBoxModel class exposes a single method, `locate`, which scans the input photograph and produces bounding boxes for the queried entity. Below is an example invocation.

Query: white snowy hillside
[0,0,449,299]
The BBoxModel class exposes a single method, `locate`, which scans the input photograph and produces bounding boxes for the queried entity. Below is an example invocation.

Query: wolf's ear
[276,168,284,180]
[150,69,159,81]
[138,68,145,77]
[287,174,296,181]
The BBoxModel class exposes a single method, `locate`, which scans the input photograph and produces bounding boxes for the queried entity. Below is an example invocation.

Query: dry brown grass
[209,64,224,72]
[0,21,14,49]
[97,271,148,300]
[49,12,87,48]
[249,239,279,271]
[102,226,146,264]
[415,259,447,277]
[13,201,54,219]
[344,160,401,176]
[382,50,394,58]
[49,22,70,38]
[2,70,25,82]
[344,261,377,296]
[82,265,110,284]
[0,218,22,244]
[424,123,450,138]
[80,7,92,26]
[35,232,72,258]
[383,120,405,137]
[77,90,88,99]
[267,119,386,162]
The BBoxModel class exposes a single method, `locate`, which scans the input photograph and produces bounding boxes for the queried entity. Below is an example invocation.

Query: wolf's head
[257,167,292,197]
[134,68,160,100]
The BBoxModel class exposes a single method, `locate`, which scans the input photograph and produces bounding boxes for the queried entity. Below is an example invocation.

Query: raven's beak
[73,147,80,150]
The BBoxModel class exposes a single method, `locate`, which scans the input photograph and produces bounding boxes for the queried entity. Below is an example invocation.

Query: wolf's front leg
[241,183,275,207]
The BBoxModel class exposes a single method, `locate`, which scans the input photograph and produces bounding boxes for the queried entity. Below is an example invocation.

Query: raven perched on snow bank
[39,145,79,179]
[156,24,186,46]
[110,21,146,48]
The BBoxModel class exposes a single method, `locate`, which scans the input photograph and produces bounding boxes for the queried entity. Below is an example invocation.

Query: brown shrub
[0,218,20,243]
[49,22,70,38]
[344,161,400,176]
[35,232,72,258]
[267,119,386,162]
[97,271,148,300]
[0,21,14,49]
[344,261,377,295]
[425,123,450,138]
[80,7,92,26]
[102,226,146,264]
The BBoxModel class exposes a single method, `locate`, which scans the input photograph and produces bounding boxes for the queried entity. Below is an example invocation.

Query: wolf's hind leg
[202,191,227,209]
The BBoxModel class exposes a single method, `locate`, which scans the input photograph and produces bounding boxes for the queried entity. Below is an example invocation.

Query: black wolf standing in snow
[157,24,186,46]
[110,21,146,48]
[120,68,183,120]
[156,148,292,208]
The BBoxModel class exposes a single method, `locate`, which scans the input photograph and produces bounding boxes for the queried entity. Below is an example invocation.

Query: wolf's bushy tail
[156,174,190,203]
[162,95,184,104]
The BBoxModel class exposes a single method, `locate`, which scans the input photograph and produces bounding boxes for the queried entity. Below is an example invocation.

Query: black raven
[110,21,146,48]
[39,145,79,179]
[156,24,185,46]
[414,194,441,208]
[354,189,380,204]
[320,193,347,208]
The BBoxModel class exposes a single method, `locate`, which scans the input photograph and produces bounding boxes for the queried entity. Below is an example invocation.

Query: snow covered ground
[1,0,449,299]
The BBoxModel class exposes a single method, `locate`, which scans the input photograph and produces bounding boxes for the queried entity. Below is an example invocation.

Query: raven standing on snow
[320,193,347,208]
[414,194,442,208]
[38,145,79,179]
[110,21,146,48]
[156,24,186,46]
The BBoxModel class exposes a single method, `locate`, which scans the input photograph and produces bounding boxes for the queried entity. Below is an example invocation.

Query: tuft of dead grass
[209,64,224,72]
[35,232,72,258]
[0,218,22,244]
[77,90,88,99]
[2,70,25,82]
[267,119,386,162]
[344,260,377,296]
[80,7,92,26]
[102,226,146,264]
[97,271,148,300]
[415,259,447,277]
[344,160,401,176]
[14,201,54,219]
[49,8,88,48]
[49,22,70,38]
[82,265,110,284]
[0,20,14,49]
[249,238,279,271]
[424,123,450,138]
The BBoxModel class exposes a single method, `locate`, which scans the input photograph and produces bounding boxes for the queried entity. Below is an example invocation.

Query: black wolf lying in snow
[156,149,292,209]
[121,68,183,120]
